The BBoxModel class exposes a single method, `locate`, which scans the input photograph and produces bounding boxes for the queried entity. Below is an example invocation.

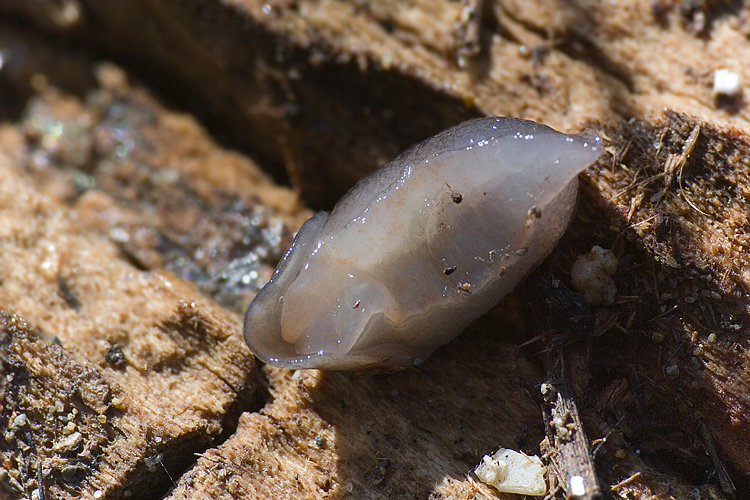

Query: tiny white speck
[110,227,130,242]
[566,137,574,142]
[713,68,741,96]
[570,475,586,496]
[262,4,272,14]
[525,134,534,140]
[348,273,355,278]
[94,491,104,499]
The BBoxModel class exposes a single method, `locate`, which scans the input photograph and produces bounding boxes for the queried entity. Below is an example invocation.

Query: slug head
[244,212,409,369]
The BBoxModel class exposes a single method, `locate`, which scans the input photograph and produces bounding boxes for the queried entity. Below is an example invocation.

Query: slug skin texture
[244,117,602,370]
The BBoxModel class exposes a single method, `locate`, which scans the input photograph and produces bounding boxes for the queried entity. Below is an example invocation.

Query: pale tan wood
[0,1,749,499]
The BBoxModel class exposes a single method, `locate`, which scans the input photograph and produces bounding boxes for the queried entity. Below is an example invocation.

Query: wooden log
[0,1,749,498]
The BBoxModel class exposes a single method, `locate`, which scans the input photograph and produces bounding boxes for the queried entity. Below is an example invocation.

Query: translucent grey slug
[244,117,601,370]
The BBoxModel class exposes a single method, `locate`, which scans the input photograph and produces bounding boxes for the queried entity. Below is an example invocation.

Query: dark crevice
[0,16,98,122]
[678,0,746,37]
[116,366,270,500]
[4,0,484,210]
[555,32,635,93]
[215,362,272,446]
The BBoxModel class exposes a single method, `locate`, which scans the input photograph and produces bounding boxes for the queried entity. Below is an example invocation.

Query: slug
[244,117,601,370]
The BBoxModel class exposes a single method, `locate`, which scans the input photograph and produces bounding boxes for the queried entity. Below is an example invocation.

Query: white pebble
[474,448,547,496]
[713,69,741,97]
[571,246,618,305]
[12,414,28,428]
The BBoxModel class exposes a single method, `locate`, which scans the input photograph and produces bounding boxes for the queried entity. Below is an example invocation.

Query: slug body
[244,117,601,370]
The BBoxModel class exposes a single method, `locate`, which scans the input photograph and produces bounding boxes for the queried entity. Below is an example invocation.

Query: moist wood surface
[0,1,749,499]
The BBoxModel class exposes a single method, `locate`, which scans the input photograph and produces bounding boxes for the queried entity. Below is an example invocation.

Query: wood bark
[0,1,749,499]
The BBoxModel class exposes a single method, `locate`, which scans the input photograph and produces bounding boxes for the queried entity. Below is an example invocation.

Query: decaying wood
[0,1,750,499]
[0,146,258,499]
[2,0,746,207]
[168,346,543,500]
[2,0,622,207]
[541,346,602,500]
[589,113,750,479]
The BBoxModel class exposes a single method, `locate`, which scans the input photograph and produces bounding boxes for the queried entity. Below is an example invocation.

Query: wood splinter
[541,344,603,499]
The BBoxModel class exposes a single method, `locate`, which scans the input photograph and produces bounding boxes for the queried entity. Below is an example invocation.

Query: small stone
[571,246,618,305]
[474,448,546,496]
[11,414,28,428]
[713,69,741,97]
